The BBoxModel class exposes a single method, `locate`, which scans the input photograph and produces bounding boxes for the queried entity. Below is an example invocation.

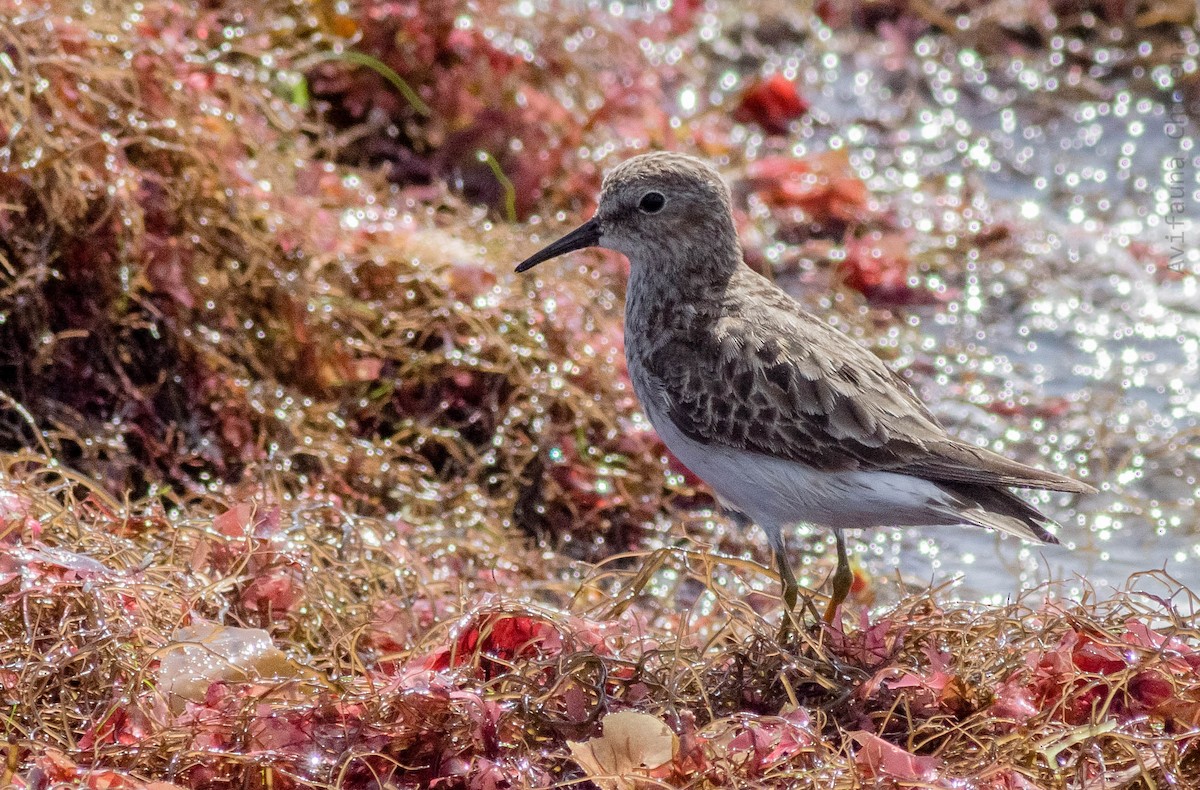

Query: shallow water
[703,15,1200,602]
[503,3,1200,605]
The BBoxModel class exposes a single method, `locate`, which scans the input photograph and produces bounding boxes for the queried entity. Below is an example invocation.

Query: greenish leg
[773,540,799,613]
[773,538,800,642]
[823,531,853,624]
[729,511,812,640]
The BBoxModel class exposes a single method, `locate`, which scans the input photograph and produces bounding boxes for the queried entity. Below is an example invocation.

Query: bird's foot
[777,608,800,646]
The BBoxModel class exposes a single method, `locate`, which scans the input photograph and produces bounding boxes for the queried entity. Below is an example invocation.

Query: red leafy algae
[0,0,1194,788]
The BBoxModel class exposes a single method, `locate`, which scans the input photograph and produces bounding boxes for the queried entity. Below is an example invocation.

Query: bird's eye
[638,191,666,214]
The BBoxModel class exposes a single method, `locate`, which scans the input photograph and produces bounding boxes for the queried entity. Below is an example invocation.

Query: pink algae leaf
[248,707,314,753]
[827,611,904,669]
[240,565,304,614]
[213,502,281,538]
[1129,670,1176,710]
[850,730,942,782]
[31,750,186,790]
[883,644,954,694]
[77,703,150,751]
[1123,619,1200,666]
[989,677,1041,724]
[0,487,40,543]
[722,709,816,772]
[1070,633,1128,675]
[464,757,548,790]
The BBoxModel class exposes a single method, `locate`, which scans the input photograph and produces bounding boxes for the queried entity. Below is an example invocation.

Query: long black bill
[514,217,601,273]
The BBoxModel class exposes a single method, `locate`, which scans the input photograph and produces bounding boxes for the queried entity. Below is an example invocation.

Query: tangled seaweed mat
[1,459,1198,789]
[0,0,1197,787]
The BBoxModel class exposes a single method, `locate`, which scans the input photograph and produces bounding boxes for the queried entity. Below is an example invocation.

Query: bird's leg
[823,531,853,624]
[729,512,810,641]
[773,539,798,612]
[771,535,802,643]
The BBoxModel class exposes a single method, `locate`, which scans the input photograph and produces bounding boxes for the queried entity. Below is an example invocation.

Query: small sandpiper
[516,151,1094,624]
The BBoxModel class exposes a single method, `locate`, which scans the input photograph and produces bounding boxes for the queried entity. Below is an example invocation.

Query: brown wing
[646,281,1093,494]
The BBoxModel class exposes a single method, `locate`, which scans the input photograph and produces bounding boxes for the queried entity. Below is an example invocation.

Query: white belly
[642,390,952,536]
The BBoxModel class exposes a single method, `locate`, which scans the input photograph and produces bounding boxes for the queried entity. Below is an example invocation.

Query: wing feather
[643,274,1094,495]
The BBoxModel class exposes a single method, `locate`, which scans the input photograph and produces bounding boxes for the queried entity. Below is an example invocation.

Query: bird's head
[515,152,739,274]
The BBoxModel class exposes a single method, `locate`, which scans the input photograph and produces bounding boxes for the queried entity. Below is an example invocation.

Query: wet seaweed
[0,0,1196,788]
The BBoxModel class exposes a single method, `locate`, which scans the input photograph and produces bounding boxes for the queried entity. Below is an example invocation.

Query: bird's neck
[624,248,741,345]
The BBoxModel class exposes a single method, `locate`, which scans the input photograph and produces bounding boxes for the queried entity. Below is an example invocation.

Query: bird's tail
[933,482,1061,544]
